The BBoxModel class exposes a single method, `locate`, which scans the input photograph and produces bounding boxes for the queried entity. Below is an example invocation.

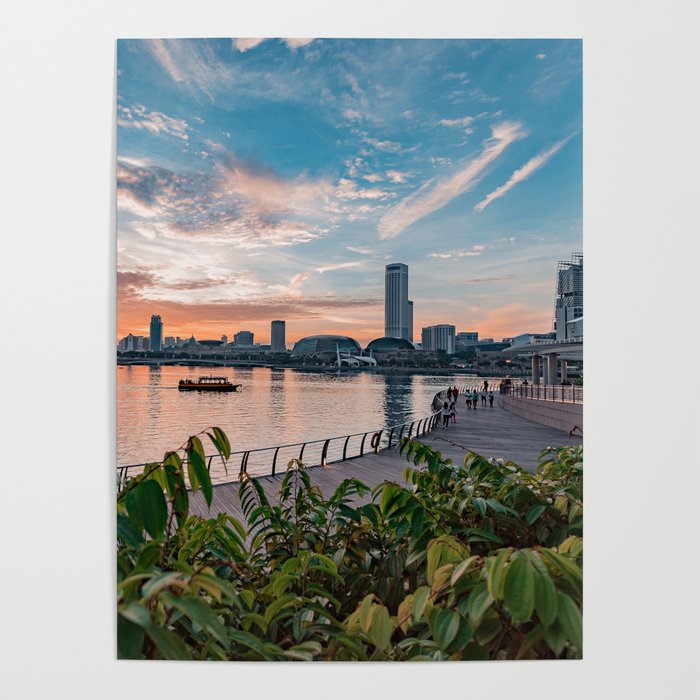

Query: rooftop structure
[366,336,415,353]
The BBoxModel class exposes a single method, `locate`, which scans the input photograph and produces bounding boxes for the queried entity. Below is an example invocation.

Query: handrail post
[359,432,368,457]
[272,446,280,475]
[387,427,395,449]
[408,421,415,439]
[373,431,383,453]
[298,442,306,462]
[207,455,213,473]
[342,434,351,461]
[321,439,330,466]
[398,425,405,442]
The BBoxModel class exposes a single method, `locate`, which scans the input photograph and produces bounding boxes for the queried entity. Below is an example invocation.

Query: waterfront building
[456,331,479,346]
[421,324,456,354]
[233,330,254,347]
[292,334,361,357]
[366,336,415,353]
[384,263,412,341]
[554,253,583,341]
[221,334,228,345]
[164,336,175,348]
[271,320,286,353]
[149,315,163,352]
[120,333,146,352]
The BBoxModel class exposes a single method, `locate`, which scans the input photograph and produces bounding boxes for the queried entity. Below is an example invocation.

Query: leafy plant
[117,429,582,660]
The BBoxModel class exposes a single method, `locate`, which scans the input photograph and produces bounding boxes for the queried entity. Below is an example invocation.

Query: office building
[149,315,163,352]
[456,331,479,345]
[385,263,412,341]
[421,324,456,354]
[164,336,175,348]
[233,330,254,347]
[220,335,228,346]
[554,253,583,341]
[271,320,286,353]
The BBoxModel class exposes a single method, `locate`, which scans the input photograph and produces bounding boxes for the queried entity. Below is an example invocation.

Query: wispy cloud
[438,116,474,129]
[427,244,485,259]
[386,170,412,184]
[335,178,393,201]
[346,246,373,255]
[233,38,265,52]
[536,53,547,60]
[284,38,315,49]
[316,261,364,274]
[474,135,574,212]
[378,121,526,239]
[117,104,190,141]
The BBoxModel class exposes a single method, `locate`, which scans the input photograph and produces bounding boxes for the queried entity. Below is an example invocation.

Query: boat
[178,376,241,392]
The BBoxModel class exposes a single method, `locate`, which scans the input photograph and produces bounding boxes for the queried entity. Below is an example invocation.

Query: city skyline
[117,39,582,344]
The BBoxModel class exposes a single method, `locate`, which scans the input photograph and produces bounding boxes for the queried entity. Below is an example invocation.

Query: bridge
[117,358,274,368]
[502,338,583,385]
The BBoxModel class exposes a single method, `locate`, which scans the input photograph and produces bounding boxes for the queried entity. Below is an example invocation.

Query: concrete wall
[500,396,582,434]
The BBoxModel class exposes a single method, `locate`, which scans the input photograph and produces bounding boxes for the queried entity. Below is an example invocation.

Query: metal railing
[500,383,583,403]
[117,386,473,488]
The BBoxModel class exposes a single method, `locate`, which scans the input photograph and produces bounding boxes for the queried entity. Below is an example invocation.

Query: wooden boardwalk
[189,400,582,522]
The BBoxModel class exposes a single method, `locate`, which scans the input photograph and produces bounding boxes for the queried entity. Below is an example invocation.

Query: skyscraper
[149,315,163,351]
[385,263,412,341]
[553,253,583,341]
[233,330,254,346]
[421,324,456,354]
[271,320,286,353]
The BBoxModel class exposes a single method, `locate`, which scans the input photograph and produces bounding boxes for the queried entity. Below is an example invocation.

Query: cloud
[346,246,373,255]
[378,121,526,239]
[234,38,265,52]
[363,136,404,153]
[474,135,574,212]
[459,275,516,284]
[117,158,333,249]
[316,261,364,274]
[536,53,547,60]
[438,116,475,129]
[386,170,411,184]
[284,38,315,49]
[117,104,190,141]
[335,178,393,201]
[427,244,485,259]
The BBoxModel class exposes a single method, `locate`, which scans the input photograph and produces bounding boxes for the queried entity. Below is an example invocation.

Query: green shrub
[117,430,582,661]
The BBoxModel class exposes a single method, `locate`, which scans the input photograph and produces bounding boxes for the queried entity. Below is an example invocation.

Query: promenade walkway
[189,397,582,522]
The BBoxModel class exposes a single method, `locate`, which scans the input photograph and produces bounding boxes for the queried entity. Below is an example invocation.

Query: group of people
[440,382,495,429]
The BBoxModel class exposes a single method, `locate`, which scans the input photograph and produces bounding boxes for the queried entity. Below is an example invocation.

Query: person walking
[452,385,459,402]
[450,399,457,424]
[480,389,487,406]
[488,390,494,407]
[465,392,472,409]
[442,401,451,429]
[472,389,479,409]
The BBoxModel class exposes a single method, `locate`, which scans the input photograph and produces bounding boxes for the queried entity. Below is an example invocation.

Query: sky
[117,38,582,346]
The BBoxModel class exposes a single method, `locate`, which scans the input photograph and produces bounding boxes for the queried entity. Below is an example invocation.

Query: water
[117,366,481,471]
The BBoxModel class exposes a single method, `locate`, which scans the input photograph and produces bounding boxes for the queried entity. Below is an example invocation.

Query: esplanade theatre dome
[366,336,415,352]
[291,335,361,356]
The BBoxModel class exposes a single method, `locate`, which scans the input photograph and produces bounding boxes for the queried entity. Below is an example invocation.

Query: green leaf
[208,427,231,460]
[369,605,392,651]
[428,607,460,650]
[117,613,145,659]
[526,504,547,525]
[534,571,558,627]
[467,583,493,627]
[543,620,567,655]
[161,592,229,648]
[145,625,192,660]
[127,480,167,539]
[486,548,512,600]
[503,556,535,624]
[451,555,481,586]
[117,514,144,547]
[557,592,582,654]
[412,586,432,624]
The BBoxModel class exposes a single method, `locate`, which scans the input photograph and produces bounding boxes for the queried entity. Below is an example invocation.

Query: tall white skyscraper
[385,263,412,341]
[271,320,286,352]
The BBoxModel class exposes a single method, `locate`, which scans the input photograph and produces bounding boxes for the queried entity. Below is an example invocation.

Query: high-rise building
[421,324,456,354]
[233,330,254,346]
[221,335,228,345]
[164,336,175,348]
[385,263,412,340]
[271,320,286,352]
[553,253,583,341]
[149,315,163,351]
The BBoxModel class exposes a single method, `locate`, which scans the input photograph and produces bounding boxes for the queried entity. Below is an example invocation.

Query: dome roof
[291,334,361,356]
[366,336,415,352]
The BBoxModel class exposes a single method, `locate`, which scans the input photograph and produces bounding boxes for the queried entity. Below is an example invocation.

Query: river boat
[178,376,241,392]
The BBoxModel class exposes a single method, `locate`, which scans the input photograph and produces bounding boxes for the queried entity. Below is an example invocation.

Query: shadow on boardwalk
[189,400,582,522]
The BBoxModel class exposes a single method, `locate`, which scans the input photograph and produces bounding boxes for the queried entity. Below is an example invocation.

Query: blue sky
[117,38,582,344]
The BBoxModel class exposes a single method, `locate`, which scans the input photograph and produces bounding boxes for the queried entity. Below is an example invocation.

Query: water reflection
[117,366,474,465]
